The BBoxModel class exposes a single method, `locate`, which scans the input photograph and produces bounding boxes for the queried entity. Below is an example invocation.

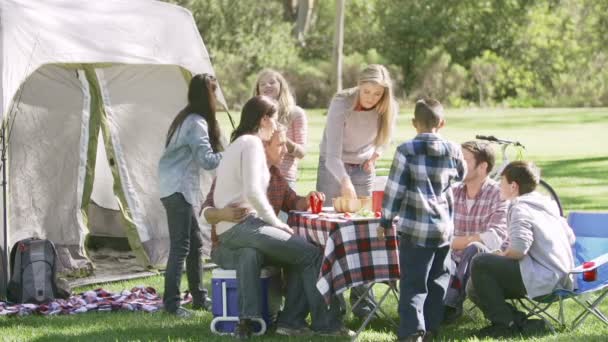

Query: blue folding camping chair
[516,211,608,330]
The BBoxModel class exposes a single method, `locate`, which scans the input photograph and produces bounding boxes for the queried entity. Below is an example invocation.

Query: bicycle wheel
[537,179,564,217]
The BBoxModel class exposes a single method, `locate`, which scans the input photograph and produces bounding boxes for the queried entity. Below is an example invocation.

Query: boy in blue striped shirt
[378,98,466,341]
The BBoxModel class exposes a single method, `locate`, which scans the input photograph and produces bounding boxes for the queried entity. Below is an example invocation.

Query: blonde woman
[317,64,398,319]
[253,69,307,189]
[317,64,397,201]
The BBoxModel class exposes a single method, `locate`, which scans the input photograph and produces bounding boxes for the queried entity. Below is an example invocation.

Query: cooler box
[210,267,281,335]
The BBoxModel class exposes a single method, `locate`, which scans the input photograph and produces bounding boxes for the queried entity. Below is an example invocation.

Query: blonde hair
[336,64,395,147]
[253,69,295,125]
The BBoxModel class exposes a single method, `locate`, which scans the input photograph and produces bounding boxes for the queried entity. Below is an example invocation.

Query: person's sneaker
[192,297,212,311]
[422,330,437,342]
[398,333,423,342]
[234,319,253,340]
[520,318,552,336]
[475,322,519,338]
[352,304,379,320]
[276,325,313,336]
[172,307,193,318]
[442,305,463,324]
[317,326,356,338]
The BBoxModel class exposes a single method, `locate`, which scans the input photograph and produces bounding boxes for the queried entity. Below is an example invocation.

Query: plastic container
[210,267,281,335]
[372,176,388,213]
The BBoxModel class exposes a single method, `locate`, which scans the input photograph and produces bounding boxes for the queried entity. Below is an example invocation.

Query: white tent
[0,0,222,293]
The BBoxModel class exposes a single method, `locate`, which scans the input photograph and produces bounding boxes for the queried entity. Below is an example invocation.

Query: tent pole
[1,121,8,299]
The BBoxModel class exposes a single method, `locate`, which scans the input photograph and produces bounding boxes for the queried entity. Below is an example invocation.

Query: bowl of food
[333,196,371,213]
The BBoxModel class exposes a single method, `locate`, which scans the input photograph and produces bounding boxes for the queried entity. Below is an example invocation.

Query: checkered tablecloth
[288,211,400,304]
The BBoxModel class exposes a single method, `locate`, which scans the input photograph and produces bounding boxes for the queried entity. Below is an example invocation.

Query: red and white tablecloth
[287,210,400,304]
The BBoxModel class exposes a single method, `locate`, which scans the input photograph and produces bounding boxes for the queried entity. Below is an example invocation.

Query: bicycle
[475,134,564,217]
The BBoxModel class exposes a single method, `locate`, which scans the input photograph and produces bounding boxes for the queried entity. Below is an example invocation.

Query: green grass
[1,107,607,341]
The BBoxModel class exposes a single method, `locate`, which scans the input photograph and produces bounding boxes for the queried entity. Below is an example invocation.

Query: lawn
[1,107,607,341]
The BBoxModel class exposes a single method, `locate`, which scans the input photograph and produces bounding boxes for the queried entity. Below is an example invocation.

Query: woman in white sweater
[213,96,349,338]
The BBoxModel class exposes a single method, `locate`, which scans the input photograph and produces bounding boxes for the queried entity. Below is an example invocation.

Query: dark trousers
[445,242,490,308]
[161,192,206,313]
[466,253,527,325]
[398,240,451,338]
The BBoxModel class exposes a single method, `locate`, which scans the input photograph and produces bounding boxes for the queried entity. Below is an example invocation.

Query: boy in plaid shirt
[378,98,466,342]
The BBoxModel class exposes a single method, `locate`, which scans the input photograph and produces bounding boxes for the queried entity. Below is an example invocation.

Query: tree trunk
[295,0,314,45]
[332,0,345,92]
[283,0,297,21]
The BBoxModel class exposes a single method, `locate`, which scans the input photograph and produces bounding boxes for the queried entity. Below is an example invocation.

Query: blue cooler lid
[212,266,278,279]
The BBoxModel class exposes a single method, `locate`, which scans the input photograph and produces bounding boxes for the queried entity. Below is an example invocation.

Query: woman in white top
[253,69,307,189]
[317,64,398,201]
[213,96,349,338]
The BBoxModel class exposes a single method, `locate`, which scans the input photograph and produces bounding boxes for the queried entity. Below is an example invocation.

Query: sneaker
[192,297,212,311]
[234,319,253,340]
[317,326,356,338]
[172,307,193,318]
[398,334,423,342]
[276,325,313,336]
[442,305,463,324]
[352,304,379,321]
[475,322,519,338]
[422,330,437,342]
[520,318,552,336]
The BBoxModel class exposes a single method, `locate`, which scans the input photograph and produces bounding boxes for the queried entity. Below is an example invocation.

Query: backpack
[7,238,68,304]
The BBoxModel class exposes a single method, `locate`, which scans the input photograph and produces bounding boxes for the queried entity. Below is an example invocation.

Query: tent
[0,0,223,295]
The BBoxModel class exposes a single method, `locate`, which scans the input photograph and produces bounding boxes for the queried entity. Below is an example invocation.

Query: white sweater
[212,134,283,235]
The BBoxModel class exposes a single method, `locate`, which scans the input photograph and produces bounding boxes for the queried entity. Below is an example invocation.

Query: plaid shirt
[380,133,466,247]
[452,178,508,261]
[206,166,303,248]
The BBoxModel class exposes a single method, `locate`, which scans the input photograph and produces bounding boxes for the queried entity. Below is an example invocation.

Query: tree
[332,0,345,92]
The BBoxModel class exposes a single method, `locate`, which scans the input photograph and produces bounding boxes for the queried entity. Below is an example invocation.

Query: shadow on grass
[539,156,608,179]
[538,157,608,211]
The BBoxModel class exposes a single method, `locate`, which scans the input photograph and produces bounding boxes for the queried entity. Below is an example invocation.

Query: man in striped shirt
[443,141,508,323]
[378,98,466,342]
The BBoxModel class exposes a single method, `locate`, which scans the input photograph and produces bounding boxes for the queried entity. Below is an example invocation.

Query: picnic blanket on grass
[0,286,191,316]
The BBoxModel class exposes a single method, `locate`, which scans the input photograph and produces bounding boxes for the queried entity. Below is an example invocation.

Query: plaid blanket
[0,286,190,316]
[288,211,400,304]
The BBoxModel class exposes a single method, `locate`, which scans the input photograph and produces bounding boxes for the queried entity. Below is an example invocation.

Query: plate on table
[337,213,377,221]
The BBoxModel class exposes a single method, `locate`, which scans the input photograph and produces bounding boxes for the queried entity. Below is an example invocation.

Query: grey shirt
[508,192,576,298]
[319,91,396,182]
[158,114,222,206]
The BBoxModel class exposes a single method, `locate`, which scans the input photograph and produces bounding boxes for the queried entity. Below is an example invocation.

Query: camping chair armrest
[571,253,608,273]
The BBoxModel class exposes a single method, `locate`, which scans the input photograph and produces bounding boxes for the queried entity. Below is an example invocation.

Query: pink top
[279,106,307,182]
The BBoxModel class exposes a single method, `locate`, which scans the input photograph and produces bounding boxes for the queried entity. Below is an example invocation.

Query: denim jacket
[158,114,222,206]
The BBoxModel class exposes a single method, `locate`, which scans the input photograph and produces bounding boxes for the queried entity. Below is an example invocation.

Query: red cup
[309,196,324,214]
[583,261,597,282]
[372,190,384,213]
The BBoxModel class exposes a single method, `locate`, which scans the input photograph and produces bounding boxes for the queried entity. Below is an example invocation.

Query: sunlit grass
[1,108,605,341]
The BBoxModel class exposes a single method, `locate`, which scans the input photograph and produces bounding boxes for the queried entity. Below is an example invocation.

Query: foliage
[167,0,608,108]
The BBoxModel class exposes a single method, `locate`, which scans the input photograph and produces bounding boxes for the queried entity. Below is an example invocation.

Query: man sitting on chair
[443,141,508,323]
[467,161,575,338]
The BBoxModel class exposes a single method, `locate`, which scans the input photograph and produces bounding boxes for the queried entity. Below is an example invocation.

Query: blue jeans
[445,242,490,308]
[210,245,264,319]
[398,240,451,338]
[217,216,343,332]
[161,192,207,313]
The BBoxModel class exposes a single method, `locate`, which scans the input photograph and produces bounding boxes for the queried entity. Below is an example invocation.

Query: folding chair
[516,211,608,330]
